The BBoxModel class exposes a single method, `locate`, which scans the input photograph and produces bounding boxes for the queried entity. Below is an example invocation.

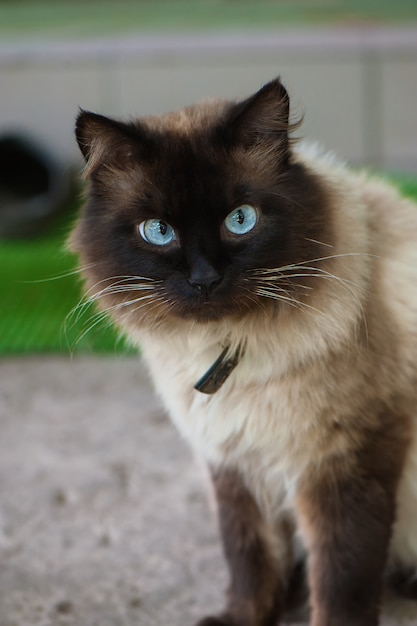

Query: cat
[70,78,417,626]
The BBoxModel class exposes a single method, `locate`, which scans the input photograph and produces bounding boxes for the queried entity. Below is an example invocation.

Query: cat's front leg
[296,426,406,626]
[196,467,288,626]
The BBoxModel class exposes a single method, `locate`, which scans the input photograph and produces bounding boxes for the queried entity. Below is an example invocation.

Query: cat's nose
[188,259,221,294]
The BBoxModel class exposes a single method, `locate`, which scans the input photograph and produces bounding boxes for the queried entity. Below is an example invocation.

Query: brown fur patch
[296,406,411,626]
[202,467,287,626]
[71,80,417,626]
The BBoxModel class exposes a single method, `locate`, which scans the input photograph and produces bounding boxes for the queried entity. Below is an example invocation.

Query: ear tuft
[75,110,150,178]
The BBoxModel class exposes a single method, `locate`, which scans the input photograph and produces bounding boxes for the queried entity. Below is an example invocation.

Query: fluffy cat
[70,78,417,626]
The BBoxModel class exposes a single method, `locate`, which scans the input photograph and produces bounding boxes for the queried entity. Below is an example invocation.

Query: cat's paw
[388,566,417,598]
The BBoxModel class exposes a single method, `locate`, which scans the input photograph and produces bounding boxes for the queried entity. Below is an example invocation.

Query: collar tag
[194,343,244,395]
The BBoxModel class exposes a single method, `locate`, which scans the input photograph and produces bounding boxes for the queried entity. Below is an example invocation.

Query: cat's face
[71,79,332,329]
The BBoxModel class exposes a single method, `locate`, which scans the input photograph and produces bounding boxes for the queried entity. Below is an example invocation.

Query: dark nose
[189,258,221,294]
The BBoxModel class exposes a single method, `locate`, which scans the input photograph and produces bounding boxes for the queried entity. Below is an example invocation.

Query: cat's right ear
[75,110,151,178]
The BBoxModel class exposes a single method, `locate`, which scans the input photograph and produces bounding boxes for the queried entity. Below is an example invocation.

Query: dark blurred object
[0,133,72,238]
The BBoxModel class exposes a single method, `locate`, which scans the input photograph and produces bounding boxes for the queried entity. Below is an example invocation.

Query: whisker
[253,287,347,335]
[78,277,160,311]
[68,292,162,352]
[253,288,324,327]
[251,269,348,295]
[280,267,358,287]
[70,310,115,353]
[62,273,162,350]
[253,287,314,310]
[305,237,334,248]
[89,284,158,301]
[240,285,269,315]
[247,252,369,341]
[63,296,94,334]
[21,261,104,284]
[252,275,314,291]
[83,274,160,299]
[249,252,374,276]
[101,294,157,313]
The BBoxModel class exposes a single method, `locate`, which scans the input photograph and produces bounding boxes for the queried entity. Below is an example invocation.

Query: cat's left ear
[225,78,298,154]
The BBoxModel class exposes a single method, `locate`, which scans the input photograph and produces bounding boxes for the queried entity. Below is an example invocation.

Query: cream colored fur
[120,145,417,573]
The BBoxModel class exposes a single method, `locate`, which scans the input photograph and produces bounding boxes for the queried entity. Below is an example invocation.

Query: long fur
[71,79,417,625]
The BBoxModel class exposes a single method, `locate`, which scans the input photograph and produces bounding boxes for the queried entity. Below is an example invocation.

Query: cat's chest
[140,332,333,481]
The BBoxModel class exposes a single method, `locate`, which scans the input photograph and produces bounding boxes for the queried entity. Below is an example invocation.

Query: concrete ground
[1,355,417,626]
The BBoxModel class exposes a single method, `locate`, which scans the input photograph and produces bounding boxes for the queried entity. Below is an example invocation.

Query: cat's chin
[173,306,231,324]
[170,300,248,324]
[161,289,265,324]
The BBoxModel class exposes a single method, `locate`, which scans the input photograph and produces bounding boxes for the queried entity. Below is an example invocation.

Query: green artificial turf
[0,0,416,41]
[1,175,417,355]
[0,210,132,355]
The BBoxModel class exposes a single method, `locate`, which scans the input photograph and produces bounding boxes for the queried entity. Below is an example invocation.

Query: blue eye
[224,205,258,235]
[139,219,176,246]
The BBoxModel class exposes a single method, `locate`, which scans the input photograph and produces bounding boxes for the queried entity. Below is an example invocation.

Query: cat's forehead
[137,101,235,197]
[138,99,271,189]
[141,99,229,138]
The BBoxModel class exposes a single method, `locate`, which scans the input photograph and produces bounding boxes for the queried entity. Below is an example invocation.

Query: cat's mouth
[168,286,255,323]
[174,299,233,322]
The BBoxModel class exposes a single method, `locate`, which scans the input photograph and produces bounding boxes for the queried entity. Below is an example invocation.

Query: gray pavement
[0,356,416,625]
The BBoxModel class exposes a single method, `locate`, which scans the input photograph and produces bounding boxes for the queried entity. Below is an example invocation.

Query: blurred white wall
[1,27,416,171]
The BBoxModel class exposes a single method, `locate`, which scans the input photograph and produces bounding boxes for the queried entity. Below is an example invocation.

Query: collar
[194,343,245,394]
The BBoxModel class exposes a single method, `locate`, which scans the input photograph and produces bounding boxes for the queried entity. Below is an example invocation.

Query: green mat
[1,0,416,42]
[0,208,131,355]
[1,175,417,355]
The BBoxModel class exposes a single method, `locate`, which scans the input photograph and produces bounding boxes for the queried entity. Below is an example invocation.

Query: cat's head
[70,78,332,332]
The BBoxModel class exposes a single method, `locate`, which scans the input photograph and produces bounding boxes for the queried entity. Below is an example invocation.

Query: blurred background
[1,0,417,355]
